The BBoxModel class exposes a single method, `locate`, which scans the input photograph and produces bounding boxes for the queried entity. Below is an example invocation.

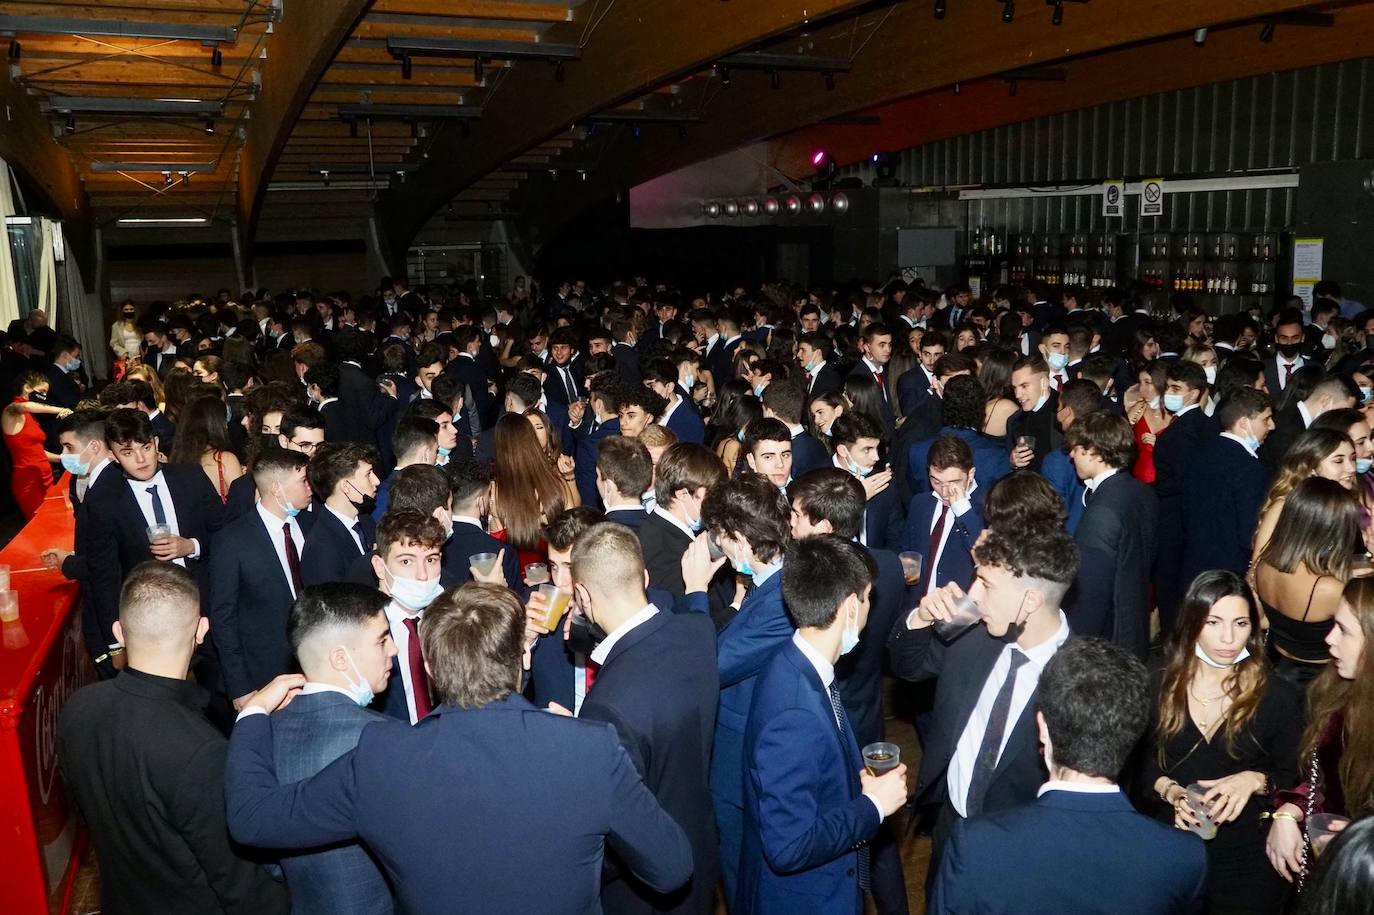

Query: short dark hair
[279,408,323,439]
[389,464,452,516]
[782,535,876,629]
[59,407,107,442]
[393,416,439,460]
[983,470,1068,534]
[933,351,977,380]
[701,472,790,564]
[973,525,1080,593]
[928,433,975,473]
[446,457,492,510]
[308,441,378,499]
[829,411,882,448]
[788,468,865,540]
[596,435,653,498]
[1058,378,1104,420]
[616,382,667,418]
[544,506,606,552]
[304,363,341,398]
[251,447,309,488]
[105,407,154,446]
[1064,411,1135,470]
[1165,359,1208,394]
[743,416,792,454]
[422,583,524,709]
[1216,386,1272,431]
[376,508,446,557]
[1038,638,1150,780]
[653,443,725,506]
[505,373,542,410]
[762,380,805,425]
[288,583,389,655]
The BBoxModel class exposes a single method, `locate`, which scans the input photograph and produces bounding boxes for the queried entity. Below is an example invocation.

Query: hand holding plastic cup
[898,552,922,586]
[1185,783,1219,840]
[146,523,172,545]
[1016,434,1037,453]
[524,562,550,586]
[862,742,901,776]
[537,584,572,631]
[1306,813,1349,858]
[469,552,499,578]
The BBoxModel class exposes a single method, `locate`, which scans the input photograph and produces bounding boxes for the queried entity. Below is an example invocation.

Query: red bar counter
[0,482,92,915]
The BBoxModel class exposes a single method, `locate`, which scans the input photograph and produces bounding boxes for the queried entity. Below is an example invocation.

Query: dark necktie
[562,367,576,403]
[146,484,167,525]
[966,649,1030,816]
[402,616,434,719]
[353,520,373,553]
[283,522,303,593]
[1284,362,1294,386]
[828,683,870,891]
[928,504,949,570]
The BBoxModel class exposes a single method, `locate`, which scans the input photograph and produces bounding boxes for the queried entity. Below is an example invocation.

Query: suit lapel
[602,610,668,668]
[248,511,294,596]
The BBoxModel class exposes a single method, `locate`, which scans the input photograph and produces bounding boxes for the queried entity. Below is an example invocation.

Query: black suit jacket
[613,342,643,385]
[62,463,126,672]
[84,465,225,648]
[318,399,373,447]
[544,360,586,407]
[149,410,176,455]
[300,508,373,586]
[444,354,497,432]
[1183,436,1271,580]
[637,511,692,597]
[790,431,830,478]
[606,507,648,531]
[1258,403,1306,472]
[1005,393,1062,473]
[440,520,522,593]
[580,611,720,915]
[209,509,314,699]
[1070,471,1158,658]
[339,362,398,450]
[58,670,289,915]
[803,364,843,405]
[848,361,896,432]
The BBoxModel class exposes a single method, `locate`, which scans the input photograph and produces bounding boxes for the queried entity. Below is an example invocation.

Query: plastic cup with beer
[537,584,572,631]
[898,552,922,586]
[862,742,901,776]
[0,590,18,623]
[1185,783,1219,840]
[469,552,499,578]
[1016,434,1037,453]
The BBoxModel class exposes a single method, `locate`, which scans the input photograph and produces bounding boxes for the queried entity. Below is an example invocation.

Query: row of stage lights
[703,192,850,219]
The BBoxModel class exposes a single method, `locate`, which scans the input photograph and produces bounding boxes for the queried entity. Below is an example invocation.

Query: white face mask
[839,606,860,655]
[1204,365,1217,385]
[1194,641,1251,669]
[385,565,443,611]
[340,647,375,707]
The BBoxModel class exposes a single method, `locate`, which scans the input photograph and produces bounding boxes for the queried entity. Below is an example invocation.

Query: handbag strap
[1297,748,1321,893]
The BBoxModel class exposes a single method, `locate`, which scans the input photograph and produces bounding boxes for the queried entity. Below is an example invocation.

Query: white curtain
[57,225,107,380]
[0,159,20,330]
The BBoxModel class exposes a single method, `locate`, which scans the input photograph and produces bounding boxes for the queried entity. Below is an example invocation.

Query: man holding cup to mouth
[888,524,1078,890]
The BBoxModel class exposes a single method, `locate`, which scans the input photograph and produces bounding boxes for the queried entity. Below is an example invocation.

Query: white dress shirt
[1297,400,1315,429]
[924,480,977,595]
[1082,467,1119,506]
[652,505,696,540]
[947,611,1071,816]
[1220,431,1258,459]
[300,682,356,700]
[1037,779,1120,798]
[77,455,114,503]
[256,502,306,599]
[326,504,365,553]
[657,394,682,428]
[791,631,886,822]
[588,605,658,667]
[1275,355,1305,390]
[383,599,423,724]
[129,471,197,566]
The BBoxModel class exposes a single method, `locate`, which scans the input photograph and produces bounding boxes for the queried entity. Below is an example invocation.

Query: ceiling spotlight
[1193,27,1208,46]
[162,171,174,186]
[704,201,721,218]
[763,197,780,215]
[211,46,222,68]
[811,149,831,169]
[743,198,759,216]
[579,170,587,181]
[203,119,215,135]
[320,169,331,187]
[807,194,826,214]
[180,171,190,186]
[724,200,740,217]
[934,0,946,19]
[719,65,731,88]
[554,60,565,82]
[831,193,850,214]
[1259,20,1276,42]
[770,69,781,90]
[8,39,20,60]
[784,195,802,215]
[1051,0,1063,25]
[1002,0,1014,23]
[401,55,413,80]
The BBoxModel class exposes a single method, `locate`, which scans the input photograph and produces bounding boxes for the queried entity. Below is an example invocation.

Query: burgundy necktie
[928,504,949,571]
[1284,363,1294,386]
[874,370,886,399]
[283,522,303,593]
[403,616,434,719]
[585,658,600,693]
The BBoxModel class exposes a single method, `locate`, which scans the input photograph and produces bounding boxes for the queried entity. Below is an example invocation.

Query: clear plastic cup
[1016,434,1037,453]
[1185,783,1218,840]
[537,585,572,631]
[0,564,9,591]
[898,552,922,586]
[1307,813,1349,859]
[146,523,172,544]
[469,552,499,577]
[934,593,983,639]
[524,562,550,586]
[862,742,901,776]
[0,590,17,622]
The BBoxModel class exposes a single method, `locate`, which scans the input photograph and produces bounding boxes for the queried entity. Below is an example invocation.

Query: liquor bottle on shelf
[1227,240,1237,258]
[1263,240,1272,260]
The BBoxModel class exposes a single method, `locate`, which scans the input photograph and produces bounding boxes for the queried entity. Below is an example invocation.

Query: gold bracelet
[1158,779,1179,801]
[1271,812,1301,823]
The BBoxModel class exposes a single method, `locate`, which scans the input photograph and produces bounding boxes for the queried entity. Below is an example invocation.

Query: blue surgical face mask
[1046,352,1069,371]
[1032,392,1050,413]
[1163,393,1186,413]
[753,384,766,397]
[682,372,696,391]
[386,565,443,611]
[839,608,860,656]
[65,358,82,373]
[736,429,746,443]
[1359,457,1373,475]
[275,487,303,518]
[437,446,451,461]
[1362,386,1373,403]
[340,647,376,707]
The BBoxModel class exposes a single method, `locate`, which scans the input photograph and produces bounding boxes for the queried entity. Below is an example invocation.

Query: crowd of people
[2,272,1371,913]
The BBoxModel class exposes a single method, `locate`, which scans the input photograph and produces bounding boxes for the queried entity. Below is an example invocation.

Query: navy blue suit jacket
[225,695,693,915]
[300,508,373,587]
[1040,448,1085,534]
[149,410,176,455]
[664,400,707,445]
[848,361,895,432]
[790,431,831,478]
[439,520,522,593]
[803,364,843,405]
[898,488,986,596]
[736,640,878,915]
[209,509,314,699]
[443,354,497,433]
[574,417,621,507]
[906,427,1011,496]
[1182,436,1270,580]
[896,365,934,418]
[835,547,907,747]
[862,484,904,552]
[606,507,648,531]
[930,789,1207,915]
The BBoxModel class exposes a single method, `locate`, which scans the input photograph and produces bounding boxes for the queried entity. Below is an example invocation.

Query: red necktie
[403,616,434,719]
[585,658,600,693]
[1284,363,1294,385]
[1053,372,1063,392]
[874,370,886,399]
[928,504,949,572]
[282,522,303,593]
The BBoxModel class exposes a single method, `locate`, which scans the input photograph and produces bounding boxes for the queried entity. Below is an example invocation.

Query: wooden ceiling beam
[367,0,570,23]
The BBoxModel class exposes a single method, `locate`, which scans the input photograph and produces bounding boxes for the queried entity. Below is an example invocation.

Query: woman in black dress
[1143,570,1304,914]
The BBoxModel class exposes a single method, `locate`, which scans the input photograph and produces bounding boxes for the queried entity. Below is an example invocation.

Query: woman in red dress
[1125,360,1173,484]
[2,372,71,518]
[488,413,569,579]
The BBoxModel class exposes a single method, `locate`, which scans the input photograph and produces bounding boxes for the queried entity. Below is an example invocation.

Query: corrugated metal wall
[840,58,1374,235]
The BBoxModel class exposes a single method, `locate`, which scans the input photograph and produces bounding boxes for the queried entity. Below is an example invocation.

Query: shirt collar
[786,422,804,438]
[753,557,783,587]
[590,605,658,666]
[1174,402,1200,417]
[1298,400,1314,428]
[451,514,483,530]
[1220,431,1259,458]
[384,598,420,624]
[88,456,114,487]
[301,682,357,699]
[1015,611,1071,666]
[652,505,695,539]
[1037,780,1121,797]
[657,394,681,425]
[326,503,359,529]
[791,630,835,688]
[1085,468,1118,492]
[255,500,300,532]
[862,356,882,374]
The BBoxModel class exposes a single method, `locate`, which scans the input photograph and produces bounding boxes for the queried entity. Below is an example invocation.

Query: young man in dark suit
[543,326,586,408]
[762,381,828,478]
[440,458,520,591]
[572,374,623,507]
[930,640,1207,913]
[736,536,908,915]
[225,584,693,914]
[848,322,896,433]
[798,332,842,407]
[904,374,1011,497]
[788,470,912,914]
[636,443,725,600]
[574,523,720,915]
[307,363,372,447]
[1258,374,1358,471]
[610,315,644,385]
[644,357,707,445]
[1262,309,1310,399]
[272,583,397,914]
[370,511,448,724]
[1151,360,1216,632]
[1065,412,1158,659]
[300,441,379,586]
[210,449,315,711]
[1182,387,1275,581]
[84,409,225,667]
[443,325,498,434]
[58,562,289,915]
[888,525,1079,888]
[831,413,904,551]
[1006,354,1062,473]
[897,330,944,419]
[597,435,653,531]
[899,434,986,599]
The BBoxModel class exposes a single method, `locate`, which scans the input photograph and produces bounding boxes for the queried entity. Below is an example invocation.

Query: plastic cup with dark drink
[934,593,983,639]
[898,552,922,586]
[862,742,900,776]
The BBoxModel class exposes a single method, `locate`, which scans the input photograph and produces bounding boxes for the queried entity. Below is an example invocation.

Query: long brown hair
[1255,476,1359,581]
[1258,428,1354,521]
[1302,577,1374,817]
[492,413,565,550]
[1156,570,1271,763]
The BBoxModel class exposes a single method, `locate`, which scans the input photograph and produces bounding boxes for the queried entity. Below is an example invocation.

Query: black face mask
[1277,342,1303,359]
[28,391,46,402]
[346,481,377,516]
[567,612,607,656]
